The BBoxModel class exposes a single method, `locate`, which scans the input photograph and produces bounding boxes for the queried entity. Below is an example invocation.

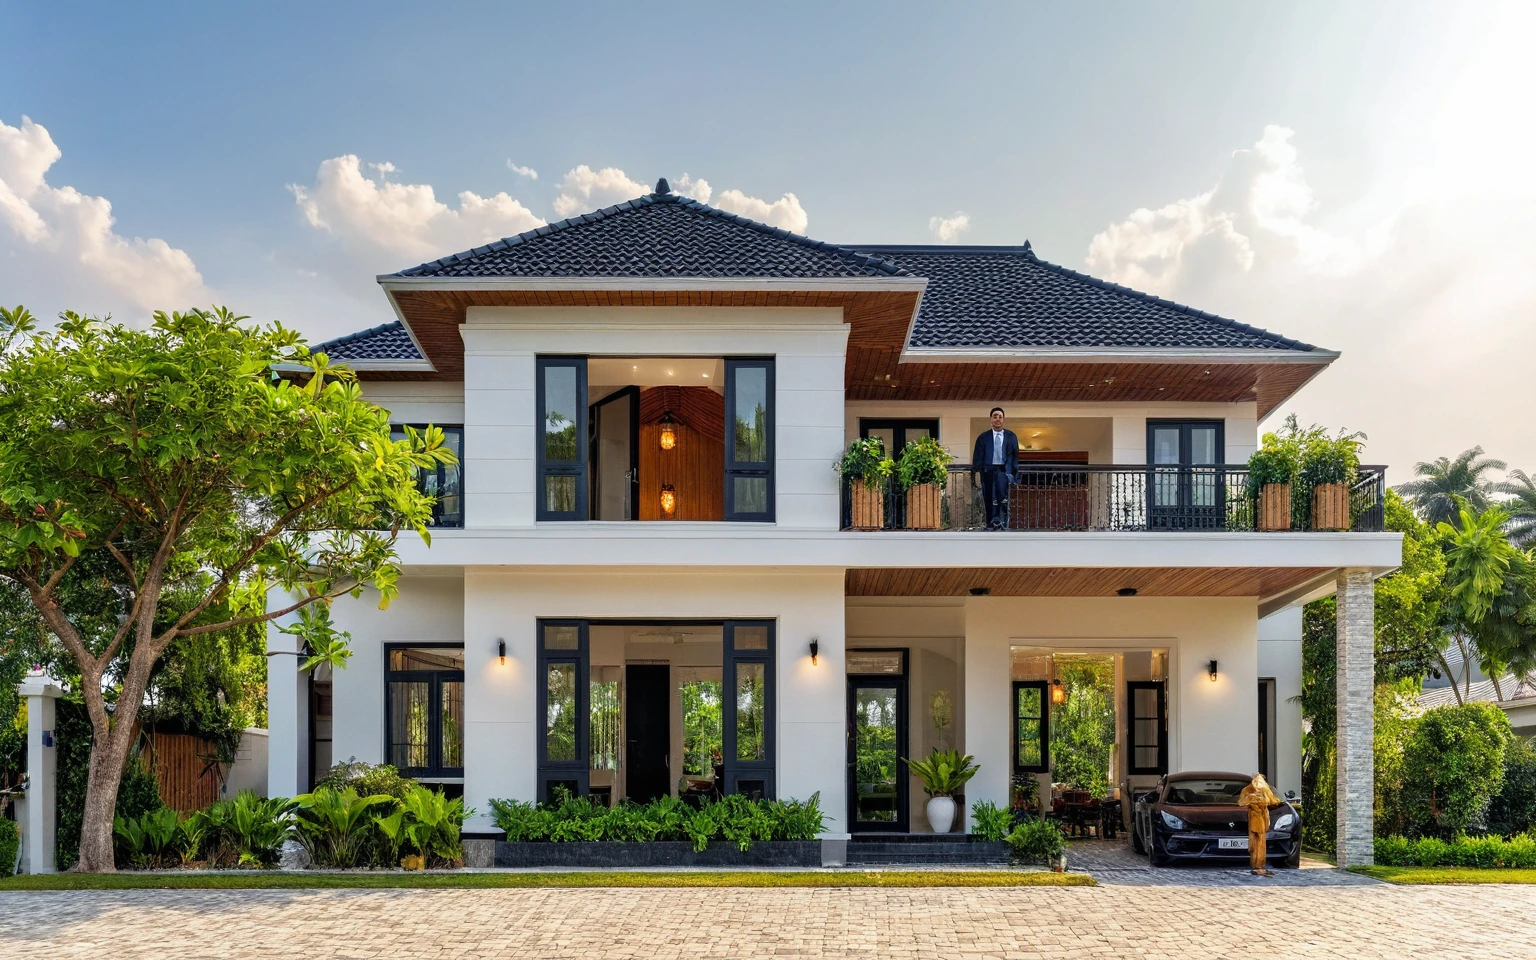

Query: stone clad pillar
[18,674,63,874]
[1335,569,1375,867]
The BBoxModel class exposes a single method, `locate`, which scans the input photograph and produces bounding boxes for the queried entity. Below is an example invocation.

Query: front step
[845,835,1010,866]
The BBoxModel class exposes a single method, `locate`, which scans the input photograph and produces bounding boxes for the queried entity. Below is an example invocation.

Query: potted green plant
[895,436,952,530]
[1300,431,1361,531]
[835,437,894,530]
[904,748,978,833]
[1246,442,1297,531]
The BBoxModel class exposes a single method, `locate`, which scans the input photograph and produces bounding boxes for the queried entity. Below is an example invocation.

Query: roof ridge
[392,186,910,279]
[314,319,407,350]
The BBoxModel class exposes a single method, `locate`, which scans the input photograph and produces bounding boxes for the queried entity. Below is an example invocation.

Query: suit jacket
[971,428,1020,479]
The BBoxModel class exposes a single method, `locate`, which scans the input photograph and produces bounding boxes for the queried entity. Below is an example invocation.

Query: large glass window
[724,360,774,521]
[722,620,775,797]
[384,645,465,778]
[1127,680,1167,774]
[391,425,464,527]
[680,675,723,777]
[536,621,589,799]
[536,359,588,520]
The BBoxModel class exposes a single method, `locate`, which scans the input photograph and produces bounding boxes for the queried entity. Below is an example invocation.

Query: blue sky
[2,1,1532,477]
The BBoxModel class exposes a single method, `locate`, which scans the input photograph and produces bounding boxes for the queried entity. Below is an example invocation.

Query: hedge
[1374,832,1536,869]
[0,817,17,876]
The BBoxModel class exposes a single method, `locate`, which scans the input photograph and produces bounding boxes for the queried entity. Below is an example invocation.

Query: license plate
[1218,837,1248,850]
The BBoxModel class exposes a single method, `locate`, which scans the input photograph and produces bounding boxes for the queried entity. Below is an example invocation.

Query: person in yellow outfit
[1238,774,1282,876]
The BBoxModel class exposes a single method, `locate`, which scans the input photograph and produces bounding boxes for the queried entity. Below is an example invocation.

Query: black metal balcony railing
[839,464,1387,533]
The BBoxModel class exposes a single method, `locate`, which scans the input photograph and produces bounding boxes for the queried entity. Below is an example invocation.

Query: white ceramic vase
[926,795,957,834]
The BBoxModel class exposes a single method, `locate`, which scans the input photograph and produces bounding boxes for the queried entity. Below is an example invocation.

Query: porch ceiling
[844,566,1334,599]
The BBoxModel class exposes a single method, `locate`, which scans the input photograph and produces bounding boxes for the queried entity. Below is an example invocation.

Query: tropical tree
[1436,504,1534,703]
[1495,469,1536,549]
[0,305,452,872]
[1397,446,1507,525]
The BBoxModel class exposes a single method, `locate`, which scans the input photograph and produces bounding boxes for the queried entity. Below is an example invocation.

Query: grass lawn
[1352,866,1536,885]
[0,870,1093,891]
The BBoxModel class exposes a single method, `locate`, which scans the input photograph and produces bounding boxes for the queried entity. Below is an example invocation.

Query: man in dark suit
[971,407,1020,529]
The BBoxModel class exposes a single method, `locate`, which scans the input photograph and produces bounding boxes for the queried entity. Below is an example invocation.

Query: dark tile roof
[850,244,1315,352]
[389,180,907,280]
[313,321,422,362]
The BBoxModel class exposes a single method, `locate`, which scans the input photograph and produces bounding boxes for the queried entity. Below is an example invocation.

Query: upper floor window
[536,357,775,523]
[391,424,464,528]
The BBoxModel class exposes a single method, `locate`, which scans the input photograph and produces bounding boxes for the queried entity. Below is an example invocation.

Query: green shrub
[113,807,182,869]
[197,791,294,868]
[0,817,17,876]
[1246,444,1298,500]
[1402,703,1512,837]
[292,787,395,868]
[488,793,824,851]
[398,785,471,866]
[1453,833,1507,868]
[314,759,419,801]
[834,437,894,490]
[1005,818,1066,864]
[1298,431,1361,487]
[894,436,952,490]
[969,800,1012,842]
[1374,834,1412,866]
[1505,833,1536,868]
[1411,836,1451,867]
[1488,737,1536,837]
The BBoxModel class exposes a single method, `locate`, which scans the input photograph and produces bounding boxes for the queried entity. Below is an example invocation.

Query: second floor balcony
[839,464,1388,534]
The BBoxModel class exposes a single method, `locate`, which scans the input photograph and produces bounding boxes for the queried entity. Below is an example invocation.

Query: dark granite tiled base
[493,840,822,868]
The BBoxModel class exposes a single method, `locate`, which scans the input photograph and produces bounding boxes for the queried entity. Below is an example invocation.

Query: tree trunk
[1491,672,1506,702]
[1437,651,1465,707]
[74,719,134,872]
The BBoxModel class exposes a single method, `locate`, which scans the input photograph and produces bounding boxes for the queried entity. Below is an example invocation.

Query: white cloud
[506,161,538,180]
[290,154,546,263]
[553,165,808,232]
[0,115,207,317]
[1085,125,1392,296]
[928,212,971,243]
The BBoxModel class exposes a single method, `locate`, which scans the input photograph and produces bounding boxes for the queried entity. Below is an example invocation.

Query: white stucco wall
[961,596,1259,826]
[459,567,848,835]
[1257,605,1304,796]
[459,306,849,530]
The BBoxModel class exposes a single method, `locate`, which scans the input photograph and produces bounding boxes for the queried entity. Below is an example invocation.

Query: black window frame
[536,357,589,521]
[383,642,465,779]
[535,620,591,800]
[1127,680,1168,775]
[390,423,465,528]
[723,359,775,522]
[1146,419,1226,530]
[722,620,776,798]
[858,419,940,456]
[1011,680,1050,774]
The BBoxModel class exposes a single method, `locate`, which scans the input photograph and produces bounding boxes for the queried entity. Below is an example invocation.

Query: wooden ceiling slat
[844,566,1331,599]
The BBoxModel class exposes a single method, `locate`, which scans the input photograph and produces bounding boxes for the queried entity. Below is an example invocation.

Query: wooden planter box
[1312,483,1350,530]
[904,483,943,530]
[849,483,885,530]
[494,840,822,868]
[1257,483,1292,531]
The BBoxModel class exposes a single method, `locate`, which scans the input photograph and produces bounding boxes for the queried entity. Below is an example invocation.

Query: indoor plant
[1246,442,1297,531]
[904,748,978,833]
[895,436,952,530]
[836,437,894,530]
[1300,431,1361,530]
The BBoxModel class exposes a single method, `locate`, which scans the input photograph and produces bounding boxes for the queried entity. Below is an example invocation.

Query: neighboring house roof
[1418,673,1536,710]
[328,181,1326,363]
[388,180,908,280]
[848,245,1315,352]
[314,321,423,362]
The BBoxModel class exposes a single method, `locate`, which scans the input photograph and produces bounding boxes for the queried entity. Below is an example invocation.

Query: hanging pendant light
[658,411,678,451]
[1050,678,1066,704]
[660,484,677,516]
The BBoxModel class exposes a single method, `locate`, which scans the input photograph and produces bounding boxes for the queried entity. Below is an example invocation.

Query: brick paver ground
[4,876,1535,959]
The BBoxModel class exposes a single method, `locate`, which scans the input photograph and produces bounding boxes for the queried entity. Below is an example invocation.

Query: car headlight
[1160,810,1186,830]
[1272,813,1295,832]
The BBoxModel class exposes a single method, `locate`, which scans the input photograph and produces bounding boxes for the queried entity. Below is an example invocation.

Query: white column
[961,599,1009,830]
[1335,569,1375,867]
[18,675,61,874]
[265,616,304,798]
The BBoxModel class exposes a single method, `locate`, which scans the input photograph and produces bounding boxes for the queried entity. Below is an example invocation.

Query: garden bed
[494,839,822,868]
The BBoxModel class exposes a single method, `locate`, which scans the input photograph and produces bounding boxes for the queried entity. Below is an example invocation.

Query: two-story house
[267,179,1400,866]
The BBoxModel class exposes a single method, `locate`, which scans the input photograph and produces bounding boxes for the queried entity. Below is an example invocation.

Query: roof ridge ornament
[654,177,671,196]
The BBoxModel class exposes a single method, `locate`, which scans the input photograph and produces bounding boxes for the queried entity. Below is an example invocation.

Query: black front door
[1147,420,1225,529]
[625,664,671,803]
[847,673,908,832]
[590,386,639,521]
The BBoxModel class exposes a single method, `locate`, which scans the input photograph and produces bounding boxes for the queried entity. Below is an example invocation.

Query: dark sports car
[1131,771,1302,868]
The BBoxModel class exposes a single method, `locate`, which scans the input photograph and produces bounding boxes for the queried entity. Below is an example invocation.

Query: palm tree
[1397,446,1507,525]
[1438,505,1520,702]
[1495,469,1536,548]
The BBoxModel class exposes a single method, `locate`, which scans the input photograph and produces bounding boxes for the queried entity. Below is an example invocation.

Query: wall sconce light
[1050,678,1066,704]
[809,637,819,665]
[658,411,678,451]
[498,638,507,665]
[660,484,677,516]
[1208,659,1219,682]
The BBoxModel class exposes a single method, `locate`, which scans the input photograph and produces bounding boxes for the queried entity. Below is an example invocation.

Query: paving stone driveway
[4,877,1535,960]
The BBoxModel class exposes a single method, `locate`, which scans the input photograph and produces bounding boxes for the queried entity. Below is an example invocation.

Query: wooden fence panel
[141,732,221,812]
